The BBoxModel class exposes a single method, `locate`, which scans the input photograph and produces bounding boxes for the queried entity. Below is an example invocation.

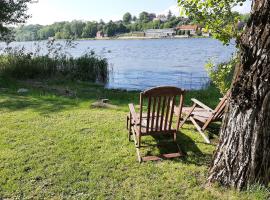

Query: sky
[27,0,252,25]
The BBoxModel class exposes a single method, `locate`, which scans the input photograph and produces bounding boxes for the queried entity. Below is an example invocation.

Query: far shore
[75,35,210,41]
[0,35,211,44]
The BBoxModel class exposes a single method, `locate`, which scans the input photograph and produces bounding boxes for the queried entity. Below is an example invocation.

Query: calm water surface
[3,38,236,90]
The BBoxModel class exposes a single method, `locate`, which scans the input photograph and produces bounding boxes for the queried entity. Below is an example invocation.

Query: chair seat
[182,107,213,123]
[131,113,175,135]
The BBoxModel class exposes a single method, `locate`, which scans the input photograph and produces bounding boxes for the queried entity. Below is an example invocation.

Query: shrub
[0,40,109,83]
[205,56,238,94]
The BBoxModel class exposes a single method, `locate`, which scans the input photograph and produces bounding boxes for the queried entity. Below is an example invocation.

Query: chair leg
[126,115,129,130]
[127,115,131,141]
[131,127,142,163]
[180,104,196,128]
[127,114,133,141]
[138,135,141,148]
[190,117,211,144]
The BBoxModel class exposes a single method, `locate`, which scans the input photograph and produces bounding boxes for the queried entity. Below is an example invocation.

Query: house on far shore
[176,25,201,35]
[96,31,107,38]
[144,28,175,38]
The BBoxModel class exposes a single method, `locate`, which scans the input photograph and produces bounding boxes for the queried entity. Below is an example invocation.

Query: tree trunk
[207,0,270,190]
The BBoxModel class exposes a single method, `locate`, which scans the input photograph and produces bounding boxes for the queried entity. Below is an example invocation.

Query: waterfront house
[96,31,105,38]
[176,25,201,35]
[144,28,175,38]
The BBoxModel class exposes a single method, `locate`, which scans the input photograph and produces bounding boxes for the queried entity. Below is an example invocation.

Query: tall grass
[0,40,109,83]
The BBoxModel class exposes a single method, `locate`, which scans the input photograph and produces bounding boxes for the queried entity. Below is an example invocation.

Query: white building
[144,29,175,38]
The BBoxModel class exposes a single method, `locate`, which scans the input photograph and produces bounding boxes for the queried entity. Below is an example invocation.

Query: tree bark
[207,0,270,190]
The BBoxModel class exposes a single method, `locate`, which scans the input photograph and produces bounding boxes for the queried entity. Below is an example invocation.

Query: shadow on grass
[138,131,213,167]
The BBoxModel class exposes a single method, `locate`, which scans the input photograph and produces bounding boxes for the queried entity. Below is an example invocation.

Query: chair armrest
[128,103,139,125]
[191,98,213,112]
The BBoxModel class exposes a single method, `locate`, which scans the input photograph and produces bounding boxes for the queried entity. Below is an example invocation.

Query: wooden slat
[190,116,210,144]
[160,96,166,131]
[141,153,183,162]
[155,96,161,131]
[168,96,176,130]
[176,94,184,131]
[139,93,143,134]
[215,102,227,119]
[164,96,171,130]
[128,104,139,125]
[143,86,183,97]
[151,97,156,132]
[146,96,152,133]
[191,98,213,112]
[132,127,142,162]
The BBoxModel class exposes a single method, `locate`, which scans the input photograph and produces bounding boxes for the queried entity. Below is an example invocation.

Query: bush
[0,40,109,83]
[205,56,238,94]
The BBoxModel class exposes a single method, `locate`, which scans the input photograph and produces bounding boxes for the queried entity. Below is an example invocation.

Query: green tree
[123,12,132,24]
[153,19,161,29]
[38,26,55,40]
[104,21,118,37]
[70,20,85,38]
[82,22,98,38]
[132,16,137,22]
[178,0,244,44]
[15,24,42,41]
[139,12,150,23]
[167,10,173,20]
[179,0,270,190]
[63,23,72,38]
[117,22,128,33]
[0,0,31,42]
[148,13,157,21]
[240,13,250,23]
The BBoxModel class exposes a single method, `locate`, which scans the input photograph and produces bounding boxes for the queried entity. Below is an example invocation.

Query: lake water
[2,38,236,90]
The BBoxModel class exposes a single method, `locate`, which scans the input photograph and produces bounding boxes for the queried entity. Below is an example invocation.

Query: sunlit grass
[0,77,269,199]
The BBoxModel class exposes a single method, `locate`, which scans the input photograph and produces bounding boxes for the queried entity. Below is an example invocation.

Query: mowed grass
[0,77,269,199]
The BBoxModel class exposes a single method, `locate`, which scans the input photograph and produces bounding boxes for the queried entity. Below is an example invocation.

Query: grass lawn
[0,77,269,199]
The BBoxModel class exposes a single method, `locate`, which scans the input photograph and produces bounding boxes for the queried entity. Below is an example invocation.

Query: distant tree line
[14,11,249,41]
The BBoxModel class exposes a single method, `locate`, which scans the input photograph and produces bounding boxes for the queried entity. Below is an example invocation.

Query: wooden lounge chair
[175,91,230,144]
[127,86,185,162]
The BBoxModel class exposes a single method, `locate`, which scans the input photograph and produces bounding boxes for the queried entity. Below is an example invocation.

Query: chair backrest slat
[213,90,230,120]
[139,93,143,134]
[164,96,171,130]
[155,96,162,131]
[151,97,157,132]
[140,86,184,134]
[169,96,176,130]
[176,94,184,132]
[160,96,166,131]
[146,96,152,133]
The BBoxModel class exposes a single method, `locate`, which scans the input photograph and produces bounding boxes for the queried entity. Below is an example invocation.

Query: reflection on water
[1,38,235,91]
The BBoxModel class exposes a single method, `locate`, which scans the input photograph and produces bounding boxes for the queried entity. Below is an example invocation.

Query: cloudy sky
[27,0,252,25]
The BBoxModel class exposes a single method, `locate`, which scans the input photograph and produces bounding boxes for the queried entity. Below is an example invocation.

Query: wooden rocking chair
[175,91,230,144]
[127,86,185,162]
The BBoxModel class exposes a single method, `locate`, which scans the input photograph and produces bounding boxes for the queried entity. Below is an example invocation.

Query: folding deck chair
[127,86,185,162]
[175,91,230,144]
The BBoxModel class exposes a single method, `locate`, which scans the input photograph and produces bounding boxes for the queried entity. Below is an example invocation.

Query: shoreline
[79,35,210,41]
[6,35,211,43]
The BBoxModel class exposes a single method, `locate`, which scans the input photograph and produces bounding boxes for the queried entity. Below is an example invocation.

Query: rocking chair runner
[175,91,230,144]
[127,86,185,162]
